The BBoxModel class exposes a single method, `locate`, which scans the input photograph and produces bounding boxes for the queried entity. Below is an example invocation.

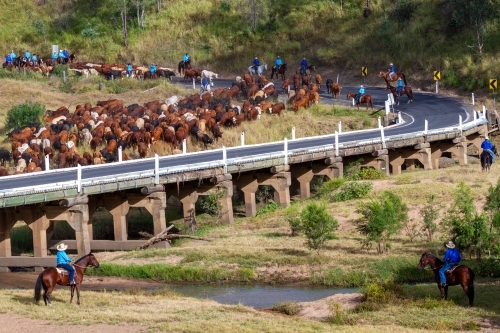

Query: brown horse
[34,252,100,306]
[271,63,287,81]
[387,84,413,105]
[346,92,373,111]
[178,59,191,76]
[417,252,474,306]
[379,71,408,86]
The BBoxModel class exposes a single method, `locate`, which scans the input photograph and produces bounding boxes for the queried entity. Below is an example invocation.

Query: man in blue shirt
[183,53,190,65]
[51,51,58,65]
[127,63,133,78]
[253,57,260,73]
[150,63,156,75]
[300,57,308,75]
[388,63,396,80]
[56,243,76,285]
[31,53,38,66]
[5,54,12,65]
[275,56,283,71]
[201,77,210,93]
[356,85,365,104]
[397,77,404,96]
[24,50,31,60]
[9,50,16,60]
[439,241,461,288]
[481,136,495,163]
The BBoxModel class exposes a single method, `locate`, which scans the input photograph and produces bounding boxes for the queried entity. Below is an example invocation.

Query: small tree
[356,191,408,254]
[420,194,440,242]
[82,22,100,44]
[285,205,302,236]
[5,102,45,131]
[301,201,338,253]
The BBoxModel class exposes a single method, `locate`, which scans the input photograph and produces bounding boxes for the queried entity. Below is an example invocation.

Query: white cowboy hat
[485,136,489,140]
[56,243,68,251]
[390,63,393,65]
[360,85,364,88]
[446,241,455,249]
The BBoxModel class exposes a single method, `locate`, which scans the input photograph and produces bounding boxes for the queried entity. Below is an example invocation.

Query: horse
[68,53,77,63]
[271,63,287,81]
[178,59,191,76]
[379,71,408,86]
[387,84,413,105]
[34,252,100,306]
[248,64,268,77]
[346,92,373,111]
[481,145,498,172]
[296,65,316,78]
[417,252,474,306]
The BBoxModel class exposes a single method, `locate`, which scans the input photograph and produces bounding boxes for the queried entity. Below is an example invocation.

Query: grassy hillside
[2,0,500,92]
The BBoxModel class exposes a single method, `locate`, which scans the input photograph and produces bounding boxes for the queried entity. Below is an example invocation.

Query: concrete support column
[65,205,92,256]
[269,172,291,207]
[103,196,130,241]
[24,206,50,272]
[456,141,468,165]
[139,192,168,235]
[178,187,200,229]
[376,154,390,176]
[292,168,314,199]
[418,148,433,170]
[238,176,259,217]
[389,156,404,175]
[0,208,17,272]
[430,148,443,170]
[217,181,234,224]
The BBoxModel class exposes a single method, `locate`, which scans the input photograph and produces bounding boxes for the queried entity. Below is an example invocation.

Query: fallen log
[138,225,214,249]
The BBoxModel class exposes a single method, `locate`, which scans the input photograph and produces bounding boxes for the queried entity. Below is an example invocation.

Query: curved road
[0,75,473,192]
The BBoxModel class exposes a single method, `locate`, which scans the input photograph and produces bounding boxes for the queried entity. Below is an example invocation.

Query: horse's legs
[76,285,81,305]
[444,285,449,300]
[70,285,75,304]
[46,285,55,306]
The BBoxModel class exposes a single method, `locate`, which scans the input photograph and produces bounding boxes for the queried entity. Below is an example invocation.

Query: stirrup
[70,280,76,285]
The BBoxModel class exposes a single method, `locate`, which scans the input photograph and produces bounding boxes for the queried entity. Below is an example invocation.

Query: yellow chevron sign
[362,67,368,76]
[490,79,498,90]
[433,71,441,81]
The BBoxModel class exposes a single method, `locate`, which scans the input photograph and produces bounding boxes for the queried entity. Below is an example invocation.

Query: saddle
[56,265,72,275]
[445,264,459,274]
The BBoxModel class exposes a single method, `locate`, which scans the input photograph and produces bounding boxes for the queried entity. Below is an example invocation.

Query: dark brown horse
[34,252,100,306]
[417,252,474,306]
[387,84,413,105]
[379,71,408,86]
[178,59,191,76]
[271,63,287,81]
[481,145,497,172]
[346,92,373,111]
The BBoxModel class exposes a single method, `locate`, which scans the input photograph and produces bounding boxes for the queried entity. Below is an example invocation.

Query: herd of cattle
[0,60,349,177]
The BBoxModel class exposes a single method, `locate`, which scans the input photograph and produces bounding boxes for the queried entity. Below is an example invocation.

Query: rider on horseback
[356,85,365,104]
[51,51,58,65]
[63,49,69,63]
[439,241,462,288]
[5,53,12,65]
[9,50,15,61]
[56,243,76,285]
[150,63,157,75]
[183,53,190,65]
[24,50,31,61]
[300,57,308,76]
[253,57,260,73]
[275,56,283,71]
[388,63,396,80]
[127,63,133,78]
[397,77,404,96]
[201,77,210,93]
[481,136,495,163]
[31,53,38,67]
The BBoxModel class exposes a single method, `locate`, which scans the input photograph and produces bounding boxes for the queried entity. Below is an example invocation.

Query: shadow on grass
[263,232,289,238]
[268,248,310,256]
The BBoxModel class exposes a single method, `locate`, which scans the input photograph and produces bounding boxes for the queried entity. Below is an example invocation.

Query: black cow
[326,79,333,95]
[0,148,12,166]
[104,70,124,80]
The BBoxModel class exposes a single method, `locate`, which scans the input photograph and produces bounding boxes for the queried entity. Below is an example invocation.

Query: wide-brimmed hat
[390,63,393,65]
[446,241,455,249]
[360,85,364,88]
[485,136,489,140]
[56,243,68,251]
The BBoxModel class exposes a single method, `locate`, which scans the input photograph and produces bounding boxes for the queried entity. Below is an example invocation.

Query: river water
[167,284,358,309]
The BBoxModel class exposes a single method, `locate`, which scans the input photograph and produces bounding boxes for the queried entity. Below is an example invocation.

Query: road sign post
[434,71,441,94]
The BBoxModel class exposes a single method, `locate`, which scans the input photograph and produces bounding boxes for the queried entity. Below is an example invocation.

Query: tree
[236,0,268,33]
[420,194,440,242]
[133,0,154,28]
[356,191,408,254]
[448,0,497,56]
[5,102,46,131]
[442,181,490,258]
[285,205,302,236]
[81,22,100,44]
[114,0,129,46]
[32,20,47,44]
[301,201,338,253]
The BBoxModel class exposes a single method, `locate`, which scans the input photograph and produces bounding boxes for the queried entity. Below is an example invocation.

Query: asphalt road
[0,75,473,192]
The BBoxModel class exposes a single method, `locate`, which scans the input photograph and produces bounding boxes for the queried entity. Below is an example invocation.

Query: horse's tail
[34,272,43,303]
[402,73,408,86]
[468,267,475,306]
[177,62,182,74]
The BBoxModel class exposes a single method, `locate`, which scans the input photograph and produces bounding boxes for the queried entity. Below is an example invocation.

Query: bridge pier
[389,143,433,175]
[0,209,17,272]
[128,192,168,236]
[236,172,291,217]
[100,194,130,241]
[291,162,341,199]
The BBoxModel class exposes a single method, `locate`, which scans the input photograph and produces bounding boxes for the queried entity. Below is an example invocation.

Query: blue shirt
[397,79,403,87]
[32,55,38,61]
[300,59,308,67]
[359,87,365,94]
[59,51,64,58]
[150,65,156,73]
[63,50,69,57]
[127,64,132,71]
[389,65,396,72]
[481,140,493,150]
[275,58,282,66]
[5,55,11,62]
[51,53,58,60]
[10,52,15,59]
[25,51,30,58]
[443,248,461,264]
[202,78,209,86]
[56,250,73,265]
[253,59,260,66]
[183,55,189,62]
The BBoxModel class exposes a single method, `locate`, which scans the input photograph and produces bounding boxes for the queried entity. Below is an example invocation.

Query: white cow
[201,70,219,86]
[165,95,179,107]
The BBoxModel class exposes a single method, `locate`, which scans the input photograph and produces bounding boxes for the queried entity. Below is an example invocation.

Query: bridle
[419,254,443,271]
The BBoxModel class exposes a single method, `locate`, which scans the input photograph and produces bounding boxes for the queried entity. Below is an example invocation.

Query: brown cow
[269,102,285,116]
[331,83,342,99]
[292,96,309,111]
[315,74,322,89]
[138,142,148,159]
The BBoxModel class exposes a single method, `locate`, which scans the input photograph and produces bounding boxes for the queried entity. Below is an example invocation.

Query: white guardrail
[0,114,488,199]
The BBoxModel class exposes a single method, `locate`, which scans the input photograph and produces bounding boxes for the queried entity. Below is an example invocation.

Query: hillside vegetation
[2,0,500,92]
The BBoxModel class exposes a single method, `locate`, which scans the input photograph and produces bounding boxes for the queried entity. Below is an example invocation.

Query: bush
[301,201,338,253]
[420,194,440,242]
[256,201,280,216]
[317,178,345,197]
[5,102,45,131]
[331,181,372,202]
[356,191,408,253]
[272,302,301,315]
[285,205,302,236]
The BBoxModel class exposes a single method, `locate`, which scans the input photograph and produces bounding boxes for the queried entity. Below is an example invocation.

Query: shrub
[301,201,338,253]
[285,205,302,236]
[256,201,280,216]
[317,177,345,197]
[272,302,301,315]
[5,102,45,131]
[50,64,70,77]
[420,194,440,242]
[331,181,372,202]
[356,191,408,253]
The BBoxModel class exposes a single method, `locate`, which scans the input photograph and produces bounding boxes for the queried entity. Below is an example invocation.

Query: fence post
[154,154,159,185]
[459,115,463,134]
[473,110,477,123]
[291,127,295,140]
[192,78,195,90]
[77,164,82,193]
[182,139,186,154]
[284,138,288,165]
[111,74,114,81]
[63,71,66,83]
[45,154,50,172]
[424,120,428,134]
[338,121,342,133]
[398,112,402,123]
[436,80,439,94]
[378,117,382,128]
[222,146,227,174]
[336,74,339,84]
[385,100,390,115]
[334,131,339,156]
[472,93,475,105]
[241,132,245,146]
[380,127,386,149]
